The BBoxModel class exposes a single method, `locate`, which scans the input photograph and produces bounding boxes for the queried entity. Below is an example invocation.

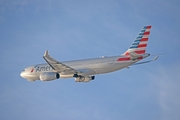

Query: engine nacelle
[75,76,95,82]
[40,72,60,81]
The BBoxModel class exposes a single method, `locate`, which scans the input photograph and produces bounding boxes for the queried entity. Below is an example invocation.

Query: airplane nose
[20,72,25,78]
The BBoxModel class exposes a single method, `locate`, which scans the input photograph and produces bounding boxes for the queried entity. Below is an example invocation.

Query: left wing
[43,50,96,76]
[43,50,78,73]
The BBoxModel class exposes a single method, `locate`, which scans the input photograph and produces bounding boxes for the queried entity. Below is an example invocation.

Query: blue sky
[0,0,180,120]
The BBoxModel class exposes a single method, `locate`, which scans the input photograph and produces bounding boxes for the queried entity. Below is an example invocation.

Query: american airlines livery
[20,25,158,82]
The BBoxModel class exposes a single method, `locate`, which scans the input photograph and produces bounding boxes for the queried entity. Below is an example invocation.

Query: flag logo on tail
[124,26,152,56]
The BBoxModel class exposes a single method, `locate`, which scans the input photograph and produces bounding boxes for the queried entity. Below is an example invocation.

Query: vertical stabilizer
[123,26,152,56]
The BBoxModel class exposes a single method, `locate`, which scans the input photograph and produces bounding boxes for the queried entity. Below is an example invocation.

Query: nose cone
[20,67,38,81]
[20,72,25,78]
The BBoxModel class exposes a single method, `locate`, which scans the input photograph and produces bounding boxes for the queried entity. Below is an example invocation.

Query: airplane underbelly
[94,62,133,74]
[25,74,40,80]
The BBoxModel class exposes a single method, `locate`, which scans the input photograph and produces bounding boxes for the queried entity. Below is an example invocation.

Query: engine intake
[40,72,60,81]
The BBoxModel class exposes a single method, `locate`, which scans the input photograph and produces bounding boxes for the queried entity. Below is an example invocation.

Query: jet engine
[75,76,95,82]
[40,72,60,81]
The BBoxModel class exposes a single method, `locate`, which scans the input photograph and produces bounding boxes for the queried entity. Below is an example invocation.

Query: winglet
[44,50,49,57]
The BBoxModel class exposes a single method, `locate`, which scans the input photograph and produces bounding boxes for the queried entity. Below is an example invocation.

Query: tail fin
[123,26,152,56]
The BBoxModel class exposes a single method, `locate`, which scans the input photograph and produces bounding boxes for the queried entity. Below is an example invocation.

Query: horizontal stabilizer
[132,55,159,66]
[153,56,159,61]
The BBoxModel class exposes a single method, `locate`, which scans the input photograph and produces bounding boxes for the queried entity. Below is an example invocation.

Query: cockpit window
[22,70,25,72]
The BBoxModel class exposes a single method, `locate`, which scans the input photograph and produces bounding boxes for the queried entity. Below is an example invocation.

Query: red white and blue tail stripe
[123,26,152,56]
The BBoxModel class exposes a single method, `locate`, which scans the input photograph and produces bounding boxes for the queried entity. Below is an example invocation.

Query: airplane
[20,25,159,82]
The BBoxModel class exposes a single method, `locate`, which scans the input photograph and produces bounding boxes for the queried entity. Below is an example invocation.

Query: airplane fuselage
[21,55,139,81]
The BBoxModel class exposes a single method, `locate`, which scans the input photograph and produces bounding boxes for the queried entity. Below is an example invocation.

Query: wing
[43,50,78,73]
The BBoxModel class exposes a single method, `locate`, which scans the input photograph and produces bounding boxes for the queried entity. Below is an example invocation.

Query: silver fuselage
[20,55,142,81]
